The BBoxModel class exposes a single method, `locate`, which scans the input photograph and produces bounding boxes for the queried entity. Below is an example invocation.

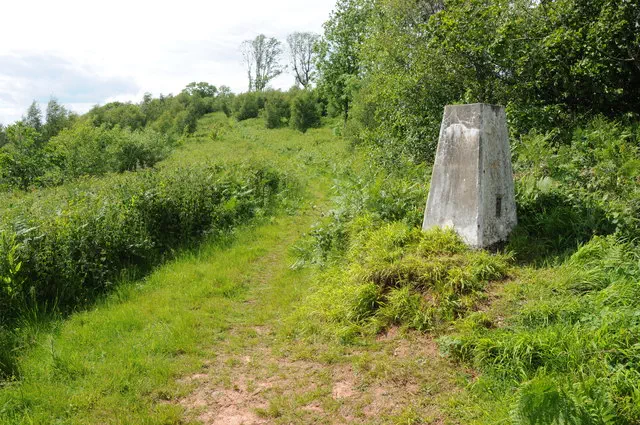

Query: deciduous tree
[182,82,218,98]
[0,124,7,148]
[316,0,373,124]
[287,32,320,88]
[241,35,285,92]
[23,101,43,133]
[44,98,74,140]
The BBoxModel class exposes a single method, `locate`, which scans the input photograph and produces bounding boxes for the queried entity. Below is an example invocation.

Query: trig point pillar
[423,103,517,248]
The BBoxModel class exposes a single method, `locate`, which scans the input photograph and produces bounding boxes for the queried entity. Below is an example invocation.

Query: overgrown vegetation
[321,0,640,162]
[442,235,640,424]
[0,158,288,378]
[290,223,511,343]
[286,114,640,423]
[509,117,640,262]
[0,112,347,424]
[1,0,639,422]
[0,83,228,191]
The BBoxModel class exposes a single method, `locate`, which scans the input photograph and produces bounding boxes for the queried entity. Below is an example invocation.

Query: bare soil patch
[178,327,462,424]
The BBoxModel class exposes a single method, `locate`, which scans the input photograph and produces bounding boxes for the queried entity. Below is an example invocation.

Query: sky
[0,0,337,125]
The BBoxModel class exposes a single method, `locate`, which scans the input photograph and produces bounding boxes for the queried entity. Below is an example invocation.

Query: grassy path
[170,181,463,425]
[0,117,464,424]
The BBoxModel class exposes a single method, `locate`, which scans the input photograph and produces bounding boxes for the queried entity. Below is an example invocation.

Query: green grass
[0,114,348,423]
[0,203,322,424]
[2,112,637,425]
[0,115,468,424]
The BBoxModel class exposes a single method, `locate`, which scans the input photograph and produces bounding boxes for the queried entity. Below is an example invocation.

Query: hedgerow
[0,162,288,327]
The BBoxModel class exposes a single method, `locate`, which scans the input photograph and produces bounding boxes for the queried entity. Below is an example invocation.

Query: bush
[290,90,321,133]
[46,123,174,182]
[264,91,291,129]
[508,117,640,262]
[46,122,116,179]
[292,152,428,268]
[108,128,173,172]
[87,102,146,130]
[348,0,640,161]
[0,124,50,190]
[233,92,265,121]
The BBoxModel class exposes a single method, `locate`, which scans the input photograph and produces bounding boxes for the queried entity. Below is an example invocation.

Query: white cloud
[0,0,336,124]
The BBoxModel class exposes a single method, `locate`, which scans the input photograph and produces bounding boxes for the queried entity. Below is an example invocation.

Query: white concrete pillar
[423,103,517,248]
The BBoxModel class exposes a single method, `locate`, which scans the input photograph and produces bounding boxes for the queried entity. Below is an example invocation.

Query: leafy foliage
[264,91,291,129]
[346,0,640,161]
[233,92,265,121]
[48,123,173,178]
[316,0,373,123]
[0,125,7,148]
[0,124,49,190]
[43,98,76,140]
[87,102,146,130]
[289,90,322,133]
[0,83,226,191]
[509,117,640,261]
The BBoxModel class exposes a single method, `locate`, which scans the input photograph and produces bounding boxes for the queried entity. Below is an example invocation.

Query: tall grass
[442,236,640,424]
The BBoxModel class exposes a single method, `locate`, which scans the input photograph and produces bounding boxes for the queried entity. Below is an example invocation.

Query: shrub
[46,122,116,179]
[292,153,428,267]
[264,91,291,129]
[0,126,50,190]
[508,117,640,262]
[107,128,173,172]
[233,92,264,121]
[290,91,321,133]
[87,102,146,130]
[46,123,174,181]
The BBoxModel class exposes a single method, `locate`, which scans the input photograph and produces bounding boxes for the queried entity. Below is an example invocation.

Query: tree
[23,101,43,132]
[232,92,263,121]
[0,124,7,148]
[287,32,320,88]
[241,35,285,92]
[182,82,218,98]
[44,98,73,140]
[88,102,146,130]
[0,123,49,189]
[264,91,291,129]
[316,0,373,124]
[347,0,640,161]
[216,85,235,117]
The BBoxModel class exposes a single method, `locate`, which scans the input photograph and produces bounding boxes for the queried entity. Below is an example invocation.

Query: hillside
[1,0,639,424]
[0,111,637,424]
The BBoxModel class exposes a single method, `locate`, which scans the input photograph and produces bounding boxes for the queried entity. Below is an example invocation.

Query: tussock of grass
[288,220,512,343]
